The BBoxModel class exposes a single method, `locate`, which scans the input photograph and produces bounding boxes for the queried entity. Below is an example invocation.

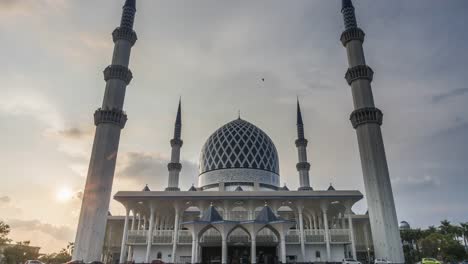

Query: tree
[39,247,72,264]
[460,222,468,252]
[0,220,11,245]
[3,241,40,264]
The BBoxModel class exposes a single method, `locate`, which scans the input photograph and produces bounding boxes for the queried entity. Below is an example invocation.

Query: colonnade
[117,200,359,263]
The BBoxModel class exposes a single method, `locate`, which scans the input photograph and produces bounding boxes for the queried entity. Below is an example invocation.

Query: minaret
[296,99,312,191]
[72,0,137,262]
[166,99,183,191]
[340,1,404,262]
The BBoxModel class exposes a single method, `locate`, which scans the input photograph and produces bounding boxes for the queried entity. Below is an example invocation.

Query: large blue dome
[198,118,280,190]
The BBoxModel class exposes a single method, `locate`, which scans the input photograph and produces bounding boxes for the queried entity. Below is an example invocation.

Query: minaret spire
[166,99,183,191]
[340,1,404,262]
[295,99,312,191]
[73,0,138,262]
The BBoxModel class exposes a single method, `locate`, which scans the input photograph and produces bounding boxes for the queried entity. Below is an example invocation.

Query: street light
[367,247,371,264]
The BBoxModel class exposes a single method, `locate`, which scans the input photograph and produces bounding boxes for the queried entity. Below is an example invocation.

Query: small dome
[399,221,410,230]
[198,119,280,190]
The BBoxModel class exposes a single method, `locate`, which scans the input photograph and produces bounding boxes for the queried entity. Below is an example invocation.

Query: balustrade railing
[152,230,173,244]
[177,230,192,244]
[127,230,147,244]
[304,229,325,243]
[329,229,350,243]
[126,228,351,245]
[285,230,300,243]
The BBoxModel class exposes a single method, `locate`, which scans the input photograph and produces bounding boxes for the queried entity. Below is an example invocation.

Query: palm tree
[461,222,468,252]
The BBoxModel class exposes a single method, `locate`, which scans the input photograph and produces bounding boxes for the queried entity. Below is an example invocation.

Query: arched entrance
[199,226,222,264]
[227,226,251,264]
[255,226,280,264]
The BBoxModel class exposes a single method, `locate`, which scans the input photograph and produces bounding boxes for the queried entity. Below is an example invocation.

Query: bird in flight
[261,78,265,82]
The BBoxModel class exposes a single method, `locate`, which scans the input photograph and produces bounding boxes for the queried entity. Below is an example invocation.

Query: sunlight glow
[56,187,73,202]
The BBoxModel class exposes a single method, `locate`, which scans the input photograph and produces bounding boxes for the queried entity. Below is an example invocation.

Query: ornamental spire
[124,0,136,9]
[297,98,305,139]
[341,0,357,29]
[295,99,312,191]
[174,98,182,139]
[166,99,183,191]
[120,0,136,29]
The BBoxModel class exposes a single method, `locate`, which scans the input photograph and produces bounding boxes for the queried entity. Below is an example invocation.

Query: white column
[322,207,331,261]
[298,207,306,262]
[348,211,357,260]
[119,208,130,264]
[171,208,180,263]
[191,234,197,264]
[221,236,228,264]
[127,211,136,262]
[280,233,287,264]
[137,214,141,231]
[145,207,155,263]
[251,237,256,264]
[313,212,317,230]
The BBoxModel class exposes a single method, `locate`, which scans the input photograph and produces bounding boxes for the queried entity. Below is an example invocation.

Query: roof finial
[238,110,241,120]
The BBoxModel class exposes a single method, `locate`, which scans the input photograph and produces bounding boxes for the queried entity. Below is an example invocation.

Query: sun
[56,187,74,202]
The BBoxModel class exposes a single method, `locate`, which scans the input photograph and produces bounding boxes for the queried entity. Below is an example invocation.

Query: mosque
[71,1,405,264]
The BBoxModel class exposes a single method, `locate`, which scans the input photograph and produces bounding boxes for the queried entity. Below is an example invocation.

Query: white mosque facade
[71,0,405,264]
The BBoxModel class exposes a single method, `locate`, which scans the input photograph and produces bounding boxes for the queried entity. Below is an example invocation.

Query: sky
[0,0,467,254]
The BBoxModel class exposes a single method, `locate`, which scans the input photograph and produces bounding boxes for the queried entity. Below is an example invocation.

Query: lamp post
[367,247,371,264]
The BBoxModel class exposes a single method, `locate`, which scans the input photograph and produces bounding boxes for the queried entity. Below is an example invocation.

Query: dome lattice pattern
[200,119,279,175]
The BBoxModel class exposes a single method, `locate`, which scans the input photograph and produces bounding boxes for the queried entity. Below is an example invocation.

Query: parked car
[25,261,44,264]
[342,258,361,264]
[375,258,391,264]
[421,258,440,264]
[461,260,468,264]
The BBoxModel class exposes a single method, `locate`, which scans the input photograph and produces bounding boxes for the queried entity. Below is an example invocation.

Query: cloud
[393,174,440,189]
[7,219,74,242]
[432,88,468,104]
[0,196,11,203]
[56,127,93,140]
[116,152,198,190]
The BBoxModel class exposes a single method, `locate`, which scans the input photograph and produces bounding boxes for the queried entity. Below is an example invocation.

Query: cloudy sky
[0,0,467,253]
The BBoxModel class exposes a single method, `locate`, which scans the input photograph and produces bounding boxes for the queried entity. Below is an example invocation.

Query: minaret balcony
[345,65,374,85]
[350,107,383,129]
[295,138,308,147]
[170,138,183,147]
[112,27,138,46]
[167,162,182,171]
[296,162,311,171]
[103,65,133,85]
[340,27,365,46]
[94,108,127,129]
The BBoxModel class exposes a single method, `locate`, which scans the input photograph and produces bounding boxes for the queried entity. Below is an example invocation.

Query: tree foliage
[0,220,11,245]
[3,241,40,264]
[39,248,72,264]
[401,220,468,264]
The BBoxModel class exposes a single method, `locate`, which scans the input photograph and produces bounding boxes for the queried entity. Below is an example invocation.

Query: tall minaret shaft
[166,99,183,191]
[340,1,404,262]
[73,0,137,262]
[296,100,312,191]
